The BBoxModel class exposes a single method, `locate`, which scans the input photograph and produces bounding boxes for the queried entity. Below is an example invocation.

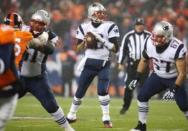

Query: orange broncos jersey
[14,30,33,68]
[0,24,16,88]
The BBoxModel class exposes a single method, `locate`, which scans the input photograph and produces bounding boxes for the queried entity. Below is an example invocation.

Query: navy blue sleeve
[48,30,57,41]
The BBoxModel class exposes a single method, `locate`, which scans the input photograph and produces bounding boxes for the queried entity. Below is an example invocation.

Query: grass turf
[5,95,188,131]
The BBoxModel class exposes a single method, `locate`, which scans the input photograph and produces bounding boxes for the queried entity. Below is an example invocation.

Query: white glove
[162,90,175,101]
[37,32,49,45]
[28,32,48,48]
[89,31,105,43]
[90,31,114,50]
[162,85,177,101]
[128,79,138,90]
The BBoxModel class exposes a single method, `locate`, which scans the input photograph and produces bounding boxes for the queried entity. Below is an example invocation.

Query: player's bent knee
[41,99,59,113]
[137,93,150,102]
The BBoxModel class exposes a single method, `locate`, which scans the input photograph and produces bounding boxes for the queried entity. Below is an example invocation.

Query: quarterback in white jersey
[67,2,119,128]
[76,20,119,60]
[129,21,188,131]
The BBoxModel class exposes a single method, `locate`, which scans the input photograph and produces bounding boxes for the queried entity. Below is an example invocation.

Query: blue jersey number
[153,58,171,73]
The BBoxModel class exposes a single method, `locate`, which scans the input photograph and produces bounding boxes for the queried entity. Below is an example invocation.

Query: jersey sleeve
[174,43,187,59]
[48,31,58,47]
[75,24,85,40]
[142,36,150,59]
[0,24,15,45]
[108,24,120,38]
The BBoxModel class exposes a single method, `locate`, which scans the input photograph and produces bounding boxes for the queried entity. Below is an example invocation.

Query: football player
[66,2,119,128]
[129,21,188,131]
[17,10,74,131]
[0,24,20,131]
[4,13,33,70]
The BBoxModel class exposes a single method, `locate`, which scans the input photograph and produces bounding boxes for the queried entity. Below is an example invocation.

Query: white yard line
[12,116,51,120]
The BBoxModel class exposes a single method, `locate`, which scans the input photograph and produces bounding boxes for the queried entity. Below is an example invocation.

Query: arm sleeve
[118,34,129,64]
[109,37,119,53]
[108,24,120,38]
[75,25,85,40]
[174,43,187,59]
[142,36,150,59]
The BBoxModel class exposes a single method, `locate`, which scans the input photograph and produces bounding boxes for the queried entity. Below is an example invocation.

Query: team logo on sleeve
[113,27,119,33]
[76,30,79,34]
[170,43,177,48]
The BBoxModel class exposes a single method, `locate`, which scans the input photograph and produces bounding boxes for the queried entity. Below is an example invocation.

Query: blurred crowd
[1,0,188,97]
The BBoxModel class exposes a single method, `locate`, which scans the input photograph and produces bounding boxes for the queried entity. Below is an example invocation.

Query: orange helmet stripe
[10,13,15,27]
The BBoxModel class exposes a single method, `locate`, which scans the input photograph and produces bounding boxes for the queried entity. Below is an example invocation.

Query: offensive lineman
[66,2,120,128]
[129,21,188,131]
[17,10,75,131]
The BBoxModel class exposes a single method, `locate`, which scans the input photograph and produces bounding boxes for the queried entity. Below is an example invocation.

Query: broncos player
[18,10,74,131]
[129,21,188,131]
[0,24,20,131]
[66,2,119,128]
[4,13,33,70]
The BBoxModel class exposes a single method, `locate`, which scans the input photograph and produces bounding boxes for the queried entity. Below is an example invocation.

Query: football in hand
[85,32,98,49]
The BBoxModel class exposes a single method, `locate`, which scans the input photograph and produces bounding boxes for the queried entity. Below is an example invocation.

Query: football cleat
[66,112,77,123]
[130,121,146,131]
[66,117,77,123]
[103,120,112,128]
[120,107,127,115]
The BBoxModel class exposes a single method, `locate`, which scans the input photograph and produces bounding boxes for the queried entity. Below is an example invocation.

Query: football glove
[162,84,178,101]
[90,31,114,50]
[128,72,142,90]
[128,79,138,90]
[28,32,48,48]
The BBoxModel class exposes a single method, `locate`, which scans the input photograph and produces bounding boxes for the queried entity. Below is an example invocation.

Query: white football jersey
[21,30,58,77]
[144,36,187,78]
[76,21,120,60]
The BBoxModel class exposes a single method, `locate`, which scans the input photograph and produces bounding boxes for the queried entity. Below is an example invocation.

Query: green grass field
[5,95,188,131]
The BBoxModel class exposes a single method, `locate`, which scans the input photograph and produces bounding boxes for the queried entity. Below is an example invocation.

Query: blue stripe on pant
[138,73,188,112]
[75,58,110,98]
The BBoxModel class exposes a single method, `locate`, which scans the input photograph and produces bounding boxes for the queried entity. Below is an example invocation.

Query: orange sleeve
[15,31,33,42]
[0,24,15,45]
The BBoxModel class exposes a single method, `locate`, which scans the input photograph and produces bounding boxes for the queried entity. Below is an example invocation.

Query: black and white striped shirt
[118,30,150,64]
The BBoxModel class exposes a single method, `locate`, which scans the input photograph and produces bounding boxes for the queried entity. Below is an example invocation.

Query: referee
[118,18,150,115]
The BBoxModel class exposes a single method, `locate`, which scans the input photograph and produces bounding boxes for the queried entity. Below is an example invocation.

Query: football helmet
[88,2,106,23]
[151,21,173,46]
[30,10,50,34]
[4,13,23,29]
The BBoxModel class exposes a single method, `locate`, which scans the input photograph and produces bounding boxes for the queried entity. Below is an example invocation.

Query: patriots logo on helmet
[163,25,169,31]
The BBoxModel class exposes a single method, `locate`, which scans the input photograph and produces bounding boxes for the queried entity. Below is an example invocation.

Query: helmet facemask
[88,3,106,23]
